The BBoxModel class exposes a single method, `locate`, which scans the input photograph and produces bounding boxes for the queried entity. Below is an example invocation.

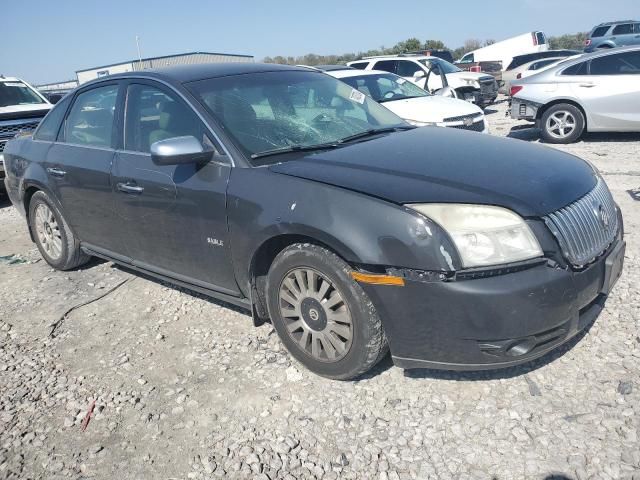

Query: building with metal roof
[75,51,254,84]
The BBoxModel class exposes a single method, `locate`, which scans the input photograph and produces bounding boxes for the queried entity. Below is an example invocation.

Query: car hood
[382,96,482,123]
[0,104,52,121]
[268,127,596,217]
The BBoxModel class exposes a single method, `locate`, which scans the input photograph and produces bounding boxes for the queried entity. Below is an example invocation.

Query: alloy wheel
[278,268,353,362]
[34,203,63,260]
[546,111,576,139]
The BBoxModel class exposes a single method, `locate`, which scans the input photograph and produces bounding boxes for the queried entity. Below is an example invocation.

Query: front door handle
[579,83,596,88]
[117,182,144,195]
[46,167,66,178]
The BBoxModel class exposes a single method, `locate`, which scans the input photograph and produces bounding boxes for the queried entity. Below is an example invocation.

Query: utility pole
[135,36,143,70]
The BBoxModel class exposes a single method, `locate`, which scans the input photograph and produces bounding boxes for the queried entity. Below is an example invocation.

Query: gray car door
[575,51,640,131]
[110,80,239,294]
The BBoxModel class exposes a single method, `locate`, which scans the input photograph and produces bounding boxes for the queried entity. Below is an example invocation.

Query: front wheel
[540,104,585,144]
[266,244,388,380]
[28,191,91,270]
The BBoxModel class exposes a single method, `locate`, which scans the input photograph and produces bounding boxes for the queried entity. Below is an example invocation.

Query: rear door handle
[117,182,144,195]
[579,83,596,88]
[46,167,66,178]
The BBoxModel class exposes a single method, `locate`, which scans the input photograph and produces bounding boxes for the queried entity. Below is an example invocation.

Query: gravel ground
[1,98,639,480]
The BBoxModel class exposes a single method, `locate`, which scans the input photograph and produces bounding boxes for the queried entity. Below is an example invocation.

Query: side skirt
[81,245,252,312]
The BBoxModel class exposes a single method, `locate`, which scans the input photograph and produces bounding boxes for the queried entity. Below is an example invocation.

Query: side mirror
[435,87,457,98]
[413,70,425,79]
[150,136,213,166]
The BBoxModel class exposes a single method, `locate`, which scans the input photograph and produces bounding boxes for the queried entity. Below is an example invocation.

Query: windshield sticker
[396,78,407,85]
[349,89,366,104]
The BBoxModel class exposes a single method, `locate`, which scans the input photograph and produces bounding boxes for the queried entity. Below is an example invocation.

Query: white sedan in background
[325,68,488,133]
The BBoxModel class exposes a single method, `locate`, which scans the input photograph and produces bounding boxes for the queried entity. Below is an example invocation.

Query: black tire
[266,243,388,380]
[540,103,585,144]
[28,191,91,270]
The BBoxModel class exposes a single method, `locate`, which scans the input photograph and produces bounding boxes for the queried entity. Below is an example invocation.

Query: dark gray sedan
[3,63,625,379]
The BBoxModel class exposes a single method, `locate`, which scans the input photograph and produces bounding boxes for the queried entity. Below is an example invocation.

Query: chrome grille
[0,121,40,136]
[544,178,619,267]
[443,113,482,123]
[449,120,485,132]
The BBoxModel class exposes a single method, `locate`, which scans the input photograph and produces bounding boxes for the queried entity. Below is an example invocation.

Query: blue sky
[3,0,638,84]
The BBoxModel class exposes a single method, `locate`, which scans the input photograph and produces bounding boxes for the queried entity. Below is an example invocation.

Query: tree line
[263,33,588,66]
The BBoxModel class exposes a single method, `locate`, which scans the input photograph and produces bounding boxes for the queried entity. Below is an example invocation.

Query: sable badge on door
[207,238,224,247]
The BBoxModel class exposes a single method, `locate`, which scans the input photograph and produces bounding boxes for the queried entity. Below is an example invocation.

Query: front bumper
[362,237,625,371]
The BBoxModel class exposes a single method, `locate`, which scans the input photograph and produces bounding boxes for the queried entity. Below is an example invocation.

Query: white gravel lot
[1,97,639,480]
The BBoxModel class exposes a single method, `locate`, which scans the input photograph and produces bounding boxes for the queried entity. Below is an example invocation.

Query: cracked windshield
[187,70,404,161]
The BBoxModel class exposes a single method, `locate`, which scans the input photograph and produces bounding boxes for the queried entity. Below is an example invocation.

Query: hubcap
[278,268,353,362]
[34,204,63,260]
[547,111,576,139]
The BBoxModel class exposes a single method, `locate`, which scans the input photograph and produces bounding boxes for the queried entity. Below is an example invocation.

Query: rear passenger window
[34,96,70,141]
[591,26,610,37]
[350,62,368,70]
[64,85,118,147]
[612,24,633,35]
[125,84,211,153]
[562,62,588,76]
[590,52,640,75]
[372,60,396,74]
[396,61,420,77]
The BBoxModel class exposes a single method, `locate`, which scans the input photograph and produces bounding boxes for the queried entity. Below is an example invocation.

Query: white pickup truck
[1,76,52,192]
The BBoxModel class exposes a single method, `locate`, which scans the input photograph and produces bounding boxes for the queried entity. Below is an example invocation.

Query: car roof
[0,76,24,82]
[92,62,311,85]
[328,69,392,79]
[312,65,354,72]
[596,19,638,26]
[564,45,640,63]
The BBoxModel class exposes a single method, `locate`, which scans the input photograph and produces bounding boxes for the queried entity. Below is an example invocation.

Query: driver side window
[125,84,212,153]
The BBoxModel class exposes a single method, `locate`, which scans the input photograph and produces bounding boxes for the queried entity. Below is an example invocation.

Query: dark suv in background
[585,20,640,52]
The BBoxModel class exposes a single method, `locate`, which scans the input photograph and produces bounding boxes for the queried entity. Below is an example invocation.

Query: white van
[457,32,549,71]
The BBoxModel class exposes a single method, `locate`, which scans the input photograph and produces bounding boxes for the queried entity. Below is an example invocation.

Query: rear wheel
[28,191,90,270]
[540,103,585,144]
[266,243,388,380]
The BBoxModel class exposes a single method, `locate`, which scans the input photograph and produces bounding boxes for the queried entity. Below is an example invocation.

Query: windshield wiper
[251,142,340,159]
[337,125,415,143]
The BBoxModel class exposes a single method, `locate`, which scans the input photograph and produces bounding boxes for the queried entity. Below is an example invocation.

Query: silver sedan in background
[510,46,640,143]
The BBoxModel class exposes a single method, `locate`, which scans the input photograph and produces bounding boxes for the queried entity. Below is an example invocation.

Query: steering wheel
[383,91,400,100]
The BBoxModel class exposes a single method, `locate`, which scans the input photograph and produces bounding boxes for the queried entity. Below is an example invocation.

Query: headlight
[406,120,444,127]
[407,204,543,268]
[464,79,478,87]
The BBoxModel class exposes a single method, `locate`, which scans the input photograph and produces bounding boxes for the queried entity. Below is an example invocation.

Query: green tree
[548,32,588,50]
[424,39,446,50]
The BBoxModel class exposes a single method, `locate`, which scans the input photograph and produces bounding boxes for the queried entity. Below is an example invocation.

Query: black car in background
[3,64,625,379]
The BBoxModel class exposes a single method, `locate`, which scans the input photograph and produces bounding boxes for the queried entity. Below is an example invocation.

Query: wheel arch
[248,231,360,326]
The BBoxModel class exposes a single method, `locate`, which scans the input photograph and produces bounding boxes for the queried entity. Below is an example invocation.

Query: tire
[28,191,91,270]
[266,243,388,380]
[540,103,585,144]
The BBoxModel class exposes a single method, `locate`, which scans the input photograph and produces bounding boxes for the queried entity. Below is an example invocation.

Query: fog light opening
[505,338,536,357]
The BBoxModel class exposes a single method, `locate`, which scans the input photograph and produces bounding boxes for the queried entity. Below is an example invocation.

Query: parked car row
[348,55,499,107]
